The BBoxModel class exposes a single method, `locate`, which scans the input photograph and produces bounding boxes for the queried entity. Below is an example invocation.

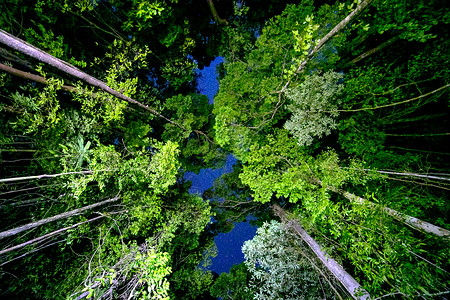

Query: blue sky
[184,57,258,274]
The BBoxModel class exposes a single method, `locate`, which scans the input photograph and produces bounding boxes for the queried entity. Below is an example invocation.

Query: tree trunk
[0,62,76,92]
[326,185,450,238]
[0,195,120,239]
[280,0,375,92]
[343,36,400,68]
[0,29,184,130]
[362,169,450,182]
[206,0,228,26]
[0,215,105,255]
[273,204,371,300]
[0,170,97,183]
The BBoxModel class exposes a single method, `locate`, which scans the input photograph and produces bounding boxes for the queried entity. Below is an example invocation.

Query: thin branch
[0,62,76,92]
[384,176,450,192]
[343,35,400,68]
[68,11,126,41]
[385,132,449,137]
[279,0,375,93]
[0,215,105,256]
[1,155,65,163]
[405,249,449,275]
[388,146,450,156]
[337,84,450,112]
[0,239,67,266]
[0,195,120,239]
[0,184,57,197]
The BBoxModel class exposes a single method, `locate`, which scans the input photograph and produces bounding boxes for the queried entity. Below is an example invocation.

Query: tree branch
[0,195,120,239]
[0,62,76,92]
[0,29,185,130]
[0,215,105,256]
[279,0,375,93]
[0,170,113,184]
[337,84,450,112]
[207,0,228,26]
[342,35,400,68]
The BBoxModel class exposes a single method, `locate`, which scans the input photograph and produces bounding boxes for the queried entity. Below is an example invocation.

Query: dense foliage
[0,0,449,299]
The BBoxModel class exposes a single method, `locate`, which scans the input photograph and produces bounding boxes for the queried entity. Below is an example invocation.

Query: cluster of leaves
[242,220,333,299]
[0,0,227,298]
[212,0,450,297]
[284,70,344,146]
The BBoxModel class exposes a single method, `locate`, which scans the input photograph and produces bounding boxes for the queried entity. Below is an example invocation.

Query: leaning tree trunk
[0,29,184,130]
[0,215,105,256]
[280,0,375,92]
[0,170,99,183]
[0,195,120,239]
[273,204,371,300]
[326,185,450,238]
[0,62,76,92]
[206,0,228,26]
[342,35,400,68]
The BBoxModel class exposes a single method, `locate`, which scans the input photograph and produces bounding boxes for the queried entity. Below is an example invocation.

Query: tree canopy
[0,0,449,299]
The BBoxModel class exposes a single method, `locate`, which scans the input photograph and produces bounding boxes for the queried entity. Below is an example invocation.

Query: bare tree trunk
[0,215,105,255]
[361,169,450,182]
[326,186,450,238]
[273,204,371,300]
[0,29,184,130]
[343,36,400,68]
[0,195,120,239]
[0,46,34,70]
[0,170,99,183]
[207,0,228,26]
[280,0,374,92]
[0,62,76,92]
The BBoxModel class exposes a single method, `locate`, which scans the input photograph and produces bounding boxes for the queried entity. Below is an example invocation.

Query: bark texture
[273,204,371,300]
[207,0,228,26]
[0,196,120,239]
[0,29,183,129]
[327,186,450,238]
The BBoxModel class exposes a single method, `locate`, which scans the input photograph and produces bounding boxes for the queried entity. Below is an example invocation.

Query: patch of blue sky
[210,219,258,275]
[196,56,224,104]
[184,154,237,195]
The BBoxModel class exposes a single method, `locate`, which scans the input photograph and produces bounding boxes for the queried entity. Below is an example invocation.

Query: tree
[0,1,219,298]
[242,219,338,299]
[210,263,253,300]
[284,70,344,146]
[211,0,450,296]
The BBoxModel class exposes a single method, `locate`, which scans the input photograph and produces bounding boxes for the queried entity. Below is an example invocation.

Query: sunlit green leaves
[242,220,329,299]
[284,70,343,146]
